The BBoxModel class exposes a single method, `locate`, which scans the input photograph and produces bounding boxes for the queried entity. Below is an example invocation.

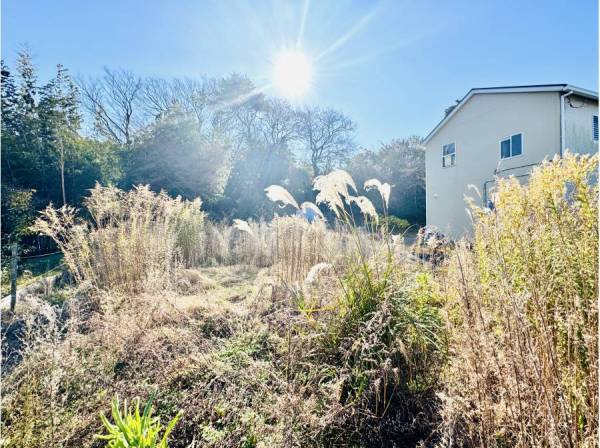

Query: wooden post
[10,242,18,312]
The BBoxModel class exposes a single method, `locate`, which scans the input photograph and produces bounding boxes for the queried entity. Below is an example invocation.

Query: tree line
[1,48,425,254]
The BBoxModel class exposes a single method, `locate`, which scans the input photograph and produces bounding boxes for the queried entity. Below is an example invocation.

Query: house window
[442,143,455,167]
[593,115,598,141]
[500,133,523,159]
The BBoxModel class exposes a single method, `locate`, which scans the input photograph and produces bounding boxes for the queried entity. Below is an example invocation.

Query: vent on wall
[593,115,598,141]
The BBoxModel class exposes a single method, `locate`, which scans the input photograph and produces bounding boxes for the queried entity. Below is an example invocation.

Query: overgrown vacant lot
[1,154,598,448]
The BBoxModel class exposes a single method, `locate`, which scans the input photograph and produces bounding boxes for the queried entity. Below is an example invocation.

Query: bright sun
[272,50,313,98]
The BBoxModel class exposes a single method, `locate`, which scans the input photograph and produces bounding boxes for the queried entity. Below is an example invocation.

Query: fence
[5,244,63,312]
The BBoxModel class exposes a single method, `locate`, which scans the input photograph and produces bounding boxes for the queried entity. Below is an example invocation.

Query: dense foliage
[348,136,425,224]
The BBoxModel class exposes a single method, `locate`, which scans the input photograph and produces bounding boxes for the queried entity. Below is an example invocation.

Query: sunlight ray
[296,0,311,48]
[210,83,272,112]
[319,37,418,73]
[315,2,382,62]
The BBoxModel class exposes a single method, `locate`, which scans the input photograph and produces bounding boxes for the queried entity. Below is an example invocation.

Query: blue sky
[2,0,598,148]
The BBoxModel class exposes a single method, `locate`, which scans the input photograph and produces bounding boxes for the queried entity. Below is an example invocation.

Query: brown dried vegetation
[1,154,597,448]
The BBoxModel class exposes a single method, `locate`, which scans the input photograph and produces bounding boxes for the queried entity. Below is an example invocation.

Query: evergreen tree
[1,49,42,191]
[1,61,19,184]
[38,64,82,204]
[15,48,37,118]
[1,60,18,133]
[1,54,121,252]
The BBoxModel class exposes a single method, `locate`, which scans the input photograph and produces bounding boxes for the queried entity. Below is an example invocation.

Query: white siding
[425,92,561,238]
[564,94,599,155]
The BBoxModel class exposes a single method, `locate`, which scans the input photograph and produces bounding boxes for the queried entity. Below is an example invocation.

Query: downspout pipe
[560,89,574,157]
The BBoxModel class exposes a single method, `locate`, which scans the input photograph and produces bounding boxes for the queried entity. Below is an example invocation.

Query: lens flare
[272,50,313,98]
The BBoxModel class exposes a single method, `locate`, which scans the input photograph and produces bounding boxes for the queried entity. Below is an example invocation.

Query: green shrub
[300,256,446,446]
[378,215,411,234]
[96,395,182,448]
[328,263,445,398]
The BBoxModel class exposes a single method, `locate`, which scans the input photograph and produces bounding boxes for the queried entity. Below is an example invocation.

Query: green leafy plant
[377,215,411,234]
[96,395,182,448]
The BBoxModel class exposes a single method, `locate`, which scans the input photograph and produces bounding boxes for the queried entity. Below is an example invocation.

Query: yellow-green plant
[174,196,204,267]
[439,152,598,447]
[96,395,182,448]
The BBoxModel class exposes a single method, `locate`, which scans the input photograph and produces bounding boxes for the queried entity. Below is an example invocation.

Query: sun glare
[272,50,313,98]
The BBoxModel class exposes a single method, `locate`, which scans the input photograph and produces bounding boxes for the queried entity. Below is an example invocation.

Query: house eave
[423,84,599,145]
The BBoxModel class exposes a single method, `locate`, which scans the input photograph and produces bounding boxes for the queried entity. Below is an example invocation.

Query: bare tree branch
[78,68,143,146]
[297,107,356,176]
[259,98,298,149]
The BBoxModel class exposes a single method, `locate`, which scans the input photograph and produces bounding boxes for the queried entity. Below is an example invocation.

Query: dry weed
[438,153,598,447]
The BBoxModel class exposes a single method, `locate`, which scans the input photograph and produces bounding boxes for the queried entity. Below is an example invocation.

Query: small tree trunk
[60,138,66,206]
[10,242,18,312]
[311,158,320,177]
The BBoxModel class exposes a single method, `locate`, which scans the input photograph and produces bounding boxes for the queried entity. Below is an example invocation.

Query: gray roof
[423,84,599,144]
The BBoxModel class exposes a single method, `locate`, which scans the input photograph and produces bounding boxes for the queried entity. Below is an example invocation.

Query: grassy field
[1,153,597,448]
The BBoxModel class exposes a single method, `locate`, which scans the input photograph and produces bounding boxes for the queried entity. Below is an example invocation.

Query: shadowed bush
[264,171,447,446]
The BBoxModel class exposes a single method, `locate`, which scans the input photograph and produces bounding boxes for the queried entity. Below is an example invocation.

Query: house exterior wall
[425,91,561,238]
[564,94,599,155]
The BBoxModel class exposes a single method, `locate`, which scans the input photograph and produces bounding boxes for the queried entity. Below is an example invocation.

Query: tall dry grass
[33,184,204,293]
[272,216,328,283]
[198,219,275,267]
[438,152,598,447]
[202,215,358,284]
[32,181,350,292]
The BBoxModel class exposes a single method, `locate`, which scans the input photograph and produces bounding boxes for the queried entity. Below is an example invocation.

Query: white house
[424,84,598,238]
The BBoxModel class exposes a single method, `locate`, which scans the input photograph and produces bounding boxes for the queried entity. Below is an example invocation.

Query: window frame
[499,132,524,160]
[442,142,456,168]
[593,115,598,142]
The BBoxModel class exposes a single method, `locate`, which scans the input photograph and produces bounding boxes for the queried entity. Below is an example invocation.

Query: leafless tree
[142,77,217,133]
[141,77,174,118]
[173,78,217,132]
[210,74,266,154]
[141,74,301,159]
[297,107,356,176]
[78,68,143,146]
[259,98,298,150]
